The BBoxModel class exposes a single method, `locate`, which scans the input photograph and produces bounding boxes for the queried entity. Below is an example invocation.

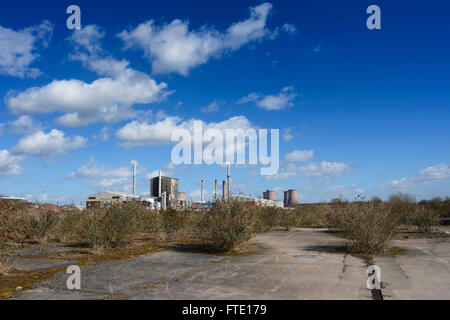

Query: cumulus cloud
[0,20,53,78]
[298,161,350,177]
[118,3,277,75]
[12,129,87,157]
[385,163,450,189]
[285,150,314,163]
[237,86,297,110]
[0,150,24,177]
[5,25,169,127]
[282,128,294,142]
[201,100,220,113]
[116,115,255,147]
[282,23,297,35]
[265,160,350,181]
[9,115,41,134]
[68,162,132,189]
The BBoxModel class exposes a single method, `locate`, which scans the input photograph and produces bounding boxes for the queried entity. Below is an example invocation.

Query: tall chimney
[214,179,218,201]
[200,179,205,203]
[226,163,231,200]
[222,180,226,200]
[131,160,138,195]
[158,170,162,197]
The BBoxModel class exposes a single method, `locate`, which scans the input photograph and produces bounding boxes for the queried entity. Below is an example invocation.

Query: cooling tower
[287,189,299,206]
[177,192,187,201]
[284,191,289,206]
[267,190,276,201]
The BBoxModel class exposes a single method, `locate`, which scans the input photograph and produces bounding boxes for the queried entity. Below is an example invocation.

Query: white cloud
[282,128,294,142]
[238,86,297,110]
[0,150,24,177]
[385,163,450,189]
[264,163,299,181]
[0,21,53,78]
[285,150,314,163]
[282,23,297,35]
[118,3,276,75]
[146,163,176,180]
[9,115,41,134]
[68,161,133,190]
[5,25,169,127]
[92,127,109,141]
[265,160,350,181]
[201,100,220,113]
[116,115,255,148]
[12,129,87,157]
[188,188,210,202]
[298,161,350,177]
[311,44,322,54]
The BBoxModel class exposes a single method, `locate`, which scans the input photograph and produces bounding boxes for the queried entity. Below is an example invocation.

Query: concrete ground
[8,229,450,300]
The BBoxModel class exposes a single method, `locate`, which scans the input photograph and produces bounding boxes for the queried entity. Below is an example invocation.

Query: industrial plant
[85,161,299,211]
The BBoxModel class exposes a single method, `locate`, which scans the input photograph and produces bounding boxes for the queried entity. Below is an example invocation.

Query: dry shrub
[0,257,12,276]
[0,200,28,249]
[294,204,331,227]
[331,201,398,254]
[81,202,142,248]
[388,193,416,224]
[159,208,186,234]
[191,201,259,253]
[28,213,59,242]
[255,206,282,232]
[409,206,440,233]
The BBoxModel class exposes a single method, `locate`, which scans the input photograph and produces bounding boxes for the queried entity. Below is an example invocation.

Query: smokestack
[131,160,138,195]
[200,179,205,203]
[222,180,226,200]
[158,170,162,197]
[226,163,231,200]
[284,191,289,207]
[214,179,218,201]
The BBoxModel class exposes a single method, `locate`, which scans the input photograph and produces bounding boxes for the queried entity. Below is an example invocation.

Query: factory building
[150,173,179,207]
[86,192,152,209]
[234,196,284,209]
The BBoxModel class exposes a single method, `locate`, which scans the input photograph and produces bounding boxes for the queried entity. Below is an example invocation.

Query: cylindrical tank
[287,190,299,206]
[178,192,187,201]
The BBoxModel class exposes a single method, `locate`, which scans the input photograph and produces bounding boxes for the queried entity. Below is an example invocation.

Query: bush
[159,208,186,233]
[0,200,28,250]
[28,213,59,242]
[388,193,416,224]
[53,212,84,243]
[294,204,331,227]
[192,201,258,253]
[255,206,282,232]
[332,201,399,254]
[409,206,440,233]
[81,202,141,248]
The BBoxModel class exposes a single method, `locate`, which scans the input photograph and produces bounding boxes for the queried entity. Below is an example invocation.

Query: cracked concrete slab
[11,230,372,300]
[374,237,450,300]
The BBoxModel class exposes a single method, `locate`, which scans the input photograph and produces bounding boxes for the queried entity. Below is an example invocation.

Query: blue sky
[0,0,449,205]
